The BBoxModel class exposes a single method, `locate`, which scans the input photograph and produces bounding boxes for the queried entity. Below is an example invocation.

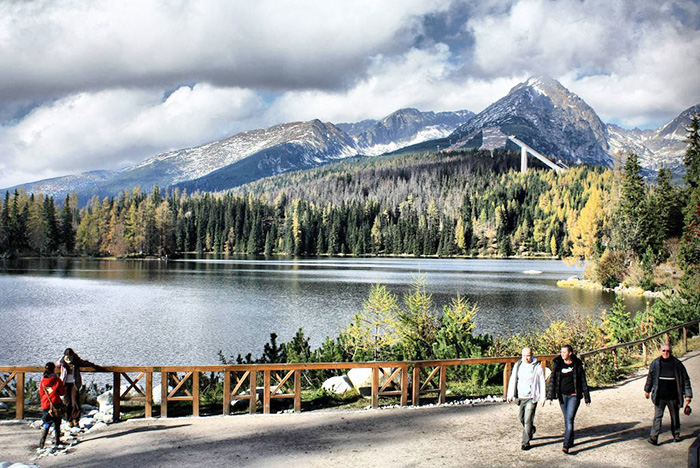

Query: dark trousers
[41,409,62,443]
[559,395,581,449]
[63,382,81,423]
[651,399,681,437]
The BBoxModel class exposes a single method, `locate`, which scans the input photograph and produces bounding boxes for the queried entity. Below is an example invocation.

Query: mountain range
[4,77,697,202]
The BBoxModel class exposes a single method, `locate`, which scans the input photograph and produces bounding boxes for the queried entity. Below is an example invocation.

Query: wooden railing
[1,318,697,421]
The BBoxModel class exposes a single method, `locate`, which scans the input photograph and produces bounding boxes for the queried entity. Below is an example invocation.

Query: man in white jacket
[507,347,546,450]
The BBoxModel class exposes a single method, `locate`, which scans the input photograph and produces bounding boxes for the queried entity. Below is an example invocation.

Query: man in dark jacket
[644,343,692,445]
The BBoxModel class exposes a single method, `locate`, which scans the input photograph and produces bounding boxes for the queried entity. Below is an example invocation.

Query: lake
[0,256,648,366]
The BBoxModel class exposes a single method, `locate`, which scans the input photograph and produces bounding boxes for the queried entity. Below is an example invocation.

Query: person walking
[506,347,546,451]
[546,344,591,454]
[644,343,692,445]
[56,348,102,427]
[39,362,65,449]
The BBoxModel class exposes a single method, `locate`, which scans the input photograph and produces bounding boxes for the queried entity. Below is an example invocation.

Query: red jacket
[40,374,66,410]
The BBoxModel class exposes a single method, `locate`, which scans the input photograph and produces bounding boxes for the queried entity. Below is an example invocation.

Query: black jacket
[546,355,591,404]
[644,356,693,405]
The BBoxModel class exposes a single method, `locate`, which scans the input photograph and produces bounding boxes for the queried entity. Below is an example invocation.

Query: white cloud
[467,0,700,127]
[0,84,264,188]
[265,45,519,123]
[0,0,451,100]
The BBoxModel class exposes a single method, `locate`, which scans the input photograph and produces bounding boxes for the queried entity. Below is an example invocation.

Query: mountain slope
[448,76,612,167]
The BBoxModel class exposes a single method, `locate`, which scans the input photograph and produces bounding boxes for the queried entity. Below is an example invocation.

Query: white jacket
[507,358,546,404]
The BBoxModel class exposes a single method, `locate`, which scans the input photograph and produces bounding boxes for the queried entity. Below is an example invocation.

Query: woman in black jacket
[546,344,591,454]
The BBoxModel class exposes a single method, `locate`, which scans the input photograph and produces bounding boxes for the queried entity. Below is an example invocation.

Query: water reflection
[0,256,647,366]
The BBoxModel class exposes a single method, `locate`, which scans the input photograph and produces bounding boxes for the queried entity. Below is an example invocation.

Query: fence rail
[1,319,696,421]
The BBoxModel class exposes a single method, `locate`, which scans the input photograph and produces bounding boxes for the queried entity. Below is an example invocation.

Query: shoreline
[557,276,669,299]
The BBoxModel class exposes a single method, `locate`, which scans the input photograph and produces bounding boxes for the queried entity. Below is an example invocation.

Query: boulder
[321,376,354,394]
[0,402,8,410]
[347,367,395,390]
[152,384,173,405]
[96,391,113,414]
[78,417,96,430]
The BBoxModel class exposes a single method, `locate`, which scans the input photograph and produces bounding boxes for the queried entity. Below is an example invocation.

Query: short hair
[561,344,574,354]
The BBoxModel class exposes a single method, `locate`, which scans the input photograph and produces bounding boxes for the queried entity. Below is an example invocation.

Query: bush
[595,249,628,288]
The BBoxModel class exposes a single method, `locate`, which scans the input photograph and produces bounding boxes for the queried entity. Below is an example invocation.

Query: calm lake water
[0,256,648,367]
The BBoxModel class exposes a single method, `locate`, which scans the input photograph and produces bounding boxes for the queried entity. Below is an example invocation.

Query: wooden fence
[1,318,696,422]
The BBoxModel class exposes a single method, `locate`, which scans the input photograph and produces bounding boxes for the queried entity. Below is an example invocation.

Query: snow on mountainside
[449,76,612,167]
[607,104,699,174]
[3,109,472,201]
[337,108,474,155]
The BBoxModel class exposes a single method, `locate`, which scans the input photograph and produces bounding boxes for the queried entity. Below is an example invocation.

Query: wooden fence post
[249,371,257,415]
[400,364,408,406]
[412,366,421,406]
[15,372,24,420]
[192,372,199,417]
[113,372,121,422]
[294,370,301,413]
[503,362,512,399]
[263,370,271,414]
[145,371,153,418]
[438,366,447,404]
[223,371,231,415]
[371,367,379,409]
[161,371,168,418]
[643,342,648,366]
[612,349,618,372]
[684,327,688,354]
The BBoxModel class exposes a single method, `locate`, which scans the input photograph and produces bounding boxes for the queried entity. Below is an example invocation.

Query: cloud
[0,84,264,188]
[265,44,518,123]
[466,0,700,127]
[0,0,451,101]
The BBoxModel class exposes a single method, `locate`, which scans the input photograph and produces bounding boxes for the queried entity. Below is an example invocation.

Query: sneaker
[648,436,658,446]
[674,434,682,442]
[521,443,531,451]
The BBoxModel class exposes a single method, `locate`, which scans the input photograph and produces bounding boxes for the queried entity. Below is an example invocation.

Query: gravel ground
[3,351,700,468]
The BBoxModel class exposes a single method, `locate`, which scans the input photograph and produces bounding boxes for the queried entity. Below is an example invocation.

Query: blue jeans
[559,395,581,448]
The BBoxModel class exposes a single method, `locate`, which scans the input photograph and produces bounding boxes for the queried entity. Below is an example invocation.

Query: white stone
[346,367,395,390]
[321,375,354,394]
[151,384,173,405]
[0,463,40,468]
[96,391,113,414]
[0,402,8,409]
[78,417,95,430]
[87,409,98,417]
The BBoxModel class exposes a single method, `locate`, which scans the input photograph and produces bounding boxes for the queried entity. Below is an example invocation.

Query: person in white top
[507,347,546,451]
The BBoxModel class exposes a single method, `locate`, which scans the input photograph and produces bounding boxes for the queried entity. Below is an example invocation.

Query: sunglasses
[661,349,672,353]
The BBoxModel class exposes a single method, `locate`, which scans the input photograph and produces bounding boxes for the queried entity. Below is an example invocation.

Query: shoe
[674,434,682,442]
[562,447,569,454]
[648,436,658,446]
[521,443,531,451]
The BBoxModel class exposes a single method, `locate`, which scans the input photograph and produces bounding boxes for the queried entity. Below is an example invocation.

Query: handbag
[42,385,64,418]
[684,404,692,416]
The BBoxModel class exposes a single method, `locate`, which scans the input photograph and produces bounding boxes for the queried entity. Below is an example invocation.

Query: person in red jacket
[39,362,65,449]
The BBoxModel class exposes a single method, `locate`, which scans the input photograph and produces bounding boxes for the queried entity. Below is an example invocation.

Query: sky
[1,0,699,189]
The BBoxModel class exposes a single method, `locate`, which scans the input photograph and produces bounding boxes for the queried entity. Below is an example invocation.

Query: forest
[1,118,698,292]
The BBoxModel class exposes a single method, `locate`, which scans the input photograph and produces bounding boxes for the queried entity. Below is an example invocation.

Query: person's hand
[686,397,692,405]
[507,397,512,403]
[645,392,650,399]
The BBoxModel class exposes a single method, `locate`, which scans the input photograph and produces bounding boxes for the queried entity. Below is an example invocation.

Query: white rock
[78,417,95,430]
[0,402,8,409]
[346,367,395,390]
[321,375,354,394]
[0,462,40,468]
[96,391,113,414]
[151,384,173,405]
[87,409,98,417]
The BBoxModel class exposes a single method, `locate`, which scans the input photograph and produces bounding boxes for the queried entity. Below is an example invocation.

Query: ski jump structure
[507,135,568,174]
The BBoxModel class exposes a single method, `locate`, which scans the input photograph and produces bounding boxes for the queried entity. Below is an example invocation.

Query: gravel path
[3,351,700,467]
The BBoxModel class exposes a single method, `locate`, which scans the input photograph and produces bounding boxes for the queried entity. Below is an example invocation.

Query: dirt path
[3,351,700,467]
